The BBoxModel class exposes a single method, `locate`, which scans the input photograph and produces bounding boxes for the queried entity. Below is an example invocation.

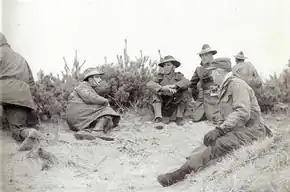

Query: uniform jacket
[147,72,191,94]
[232,62,262,89]
[217,75,262,133]
[66,81,120,131]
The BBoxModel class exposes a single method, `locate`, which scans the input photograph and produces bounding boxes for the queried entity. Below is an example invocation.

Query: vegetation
[32,40,290,121]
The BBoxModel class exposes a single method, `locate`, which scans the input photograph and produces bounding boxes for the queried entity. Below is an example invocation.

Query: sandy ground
[1,113,290,192]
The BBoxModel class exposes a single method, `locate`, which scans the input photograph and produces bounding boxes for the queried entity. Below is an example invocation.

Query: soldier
[190,44,219,122]
[232,51,262,90]
[0,32,41,151]
[147,55,191,129]
[66,67,121,141]
[157,58,272,187]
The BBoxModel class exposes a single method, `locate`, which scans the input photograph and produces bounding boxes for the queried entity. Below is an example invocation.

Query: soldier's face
[163,62,175,74]
[88,75,102,87]
[200,53,214,65]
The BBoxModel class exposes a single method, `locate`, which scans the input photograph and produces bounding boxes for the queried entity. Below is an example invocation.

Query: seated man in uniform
[147,55,191,129]
[157,57,272,187]
[66,67,121,141]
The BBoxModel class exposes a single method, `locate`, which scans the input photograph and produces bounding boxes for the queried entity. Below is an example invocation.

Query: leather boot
[92,117,107,132]
[154,117,164,130]
[74,130,95,140]
[157,165,192,187]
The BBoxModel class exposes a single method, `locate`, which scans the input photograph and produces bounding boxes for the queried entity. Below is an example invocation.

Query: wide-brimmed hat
[207,57,232,72]
[197,44,217,56]
[158,55,181,68]
[233,51,247,60]
[82,67,104,81]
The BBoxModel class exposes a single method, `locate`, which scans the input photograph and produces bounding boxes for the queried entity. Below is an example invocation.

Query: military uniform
[147,56,191,125]
[0,32,40,151]
[157,58,272,187]
[232,51,263,106]
[189,44,220,122]
[66,68,121,140]
[190,63,219,122]
[148,72,191,119]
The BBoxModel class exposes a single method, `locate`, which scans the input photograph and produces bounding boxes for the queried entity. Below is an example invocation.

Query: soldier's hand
[161,85,177,93]
[168,88,177,94]
[167,84,177,89]
[203,128,224,147]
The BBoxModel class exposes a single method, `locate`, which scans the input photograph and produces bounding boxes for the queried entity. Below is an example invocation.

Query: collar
[164,71,175,78]
[218,72,233,100]
[220,72,233,87]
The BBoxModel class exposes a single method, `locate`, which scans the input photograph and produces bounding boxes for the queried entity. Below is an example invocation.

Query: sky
[2,0,290,80]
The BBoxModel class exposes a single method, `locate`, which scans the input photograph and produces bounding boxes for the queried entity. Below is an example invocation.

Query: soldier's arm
[175,72,191,89]
[75,82,108,105]
[190,68,200,99]
[147,74,163,93]
[219,82,251,134]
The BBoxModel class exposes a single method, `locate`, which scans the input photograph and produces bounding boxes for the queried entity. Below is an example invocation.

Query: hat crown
[211,57,232,71]
[82,67,104,81]
[237,51,244,56]
[201,44,211,50]
[163,55,175,60]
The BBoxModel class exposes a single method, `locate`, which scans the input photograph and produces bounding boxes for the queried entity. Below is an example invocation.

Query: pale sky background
[2,0,290,80]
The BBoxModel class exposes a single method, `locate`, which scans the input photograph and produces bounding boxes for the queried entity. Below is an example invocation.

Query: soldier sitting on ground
[157,57,272,187]
[147,55,191,129]
[0,32,41,151]
[66,67,121,141]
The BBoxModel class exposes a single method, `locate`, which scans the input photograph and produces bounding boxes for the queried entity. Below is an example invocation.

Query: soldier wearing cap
[189,44,220,122]
[66,67,121,140]
[156,57,272,187]
[147,55,191,129]
[232,51,262,90]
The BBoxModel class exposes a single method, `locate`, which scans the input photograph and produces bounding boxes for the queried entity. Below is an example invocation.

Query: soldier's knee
[210,138,228,158]
[152,94,162,103]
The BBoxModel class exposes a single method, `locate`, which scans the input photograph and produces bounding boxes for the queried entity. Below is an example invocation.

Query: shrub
[33,40,159,121]
[259,68,290,112]
[32,40,290,121]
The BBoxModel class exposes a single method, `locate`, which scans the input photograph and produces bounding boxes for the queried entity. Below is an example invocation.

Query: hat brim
[198,50,217,56]
[83,73,104,81]
[234,56,247,60]
[158,59,181,68]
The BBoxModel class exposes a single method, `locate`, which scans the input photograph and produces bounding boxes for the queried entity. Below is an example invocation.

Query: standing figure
[190,44,219,122]
[147,55,191,129]
[232,51,262,90]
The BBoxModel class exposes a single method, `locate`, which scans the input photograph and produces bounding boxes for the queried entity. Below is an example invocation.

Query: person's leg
[152,94,165,129]
[157,132,244,187]
[5,104,40,151]
[175,101,186,125]
[74,116,116,141]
